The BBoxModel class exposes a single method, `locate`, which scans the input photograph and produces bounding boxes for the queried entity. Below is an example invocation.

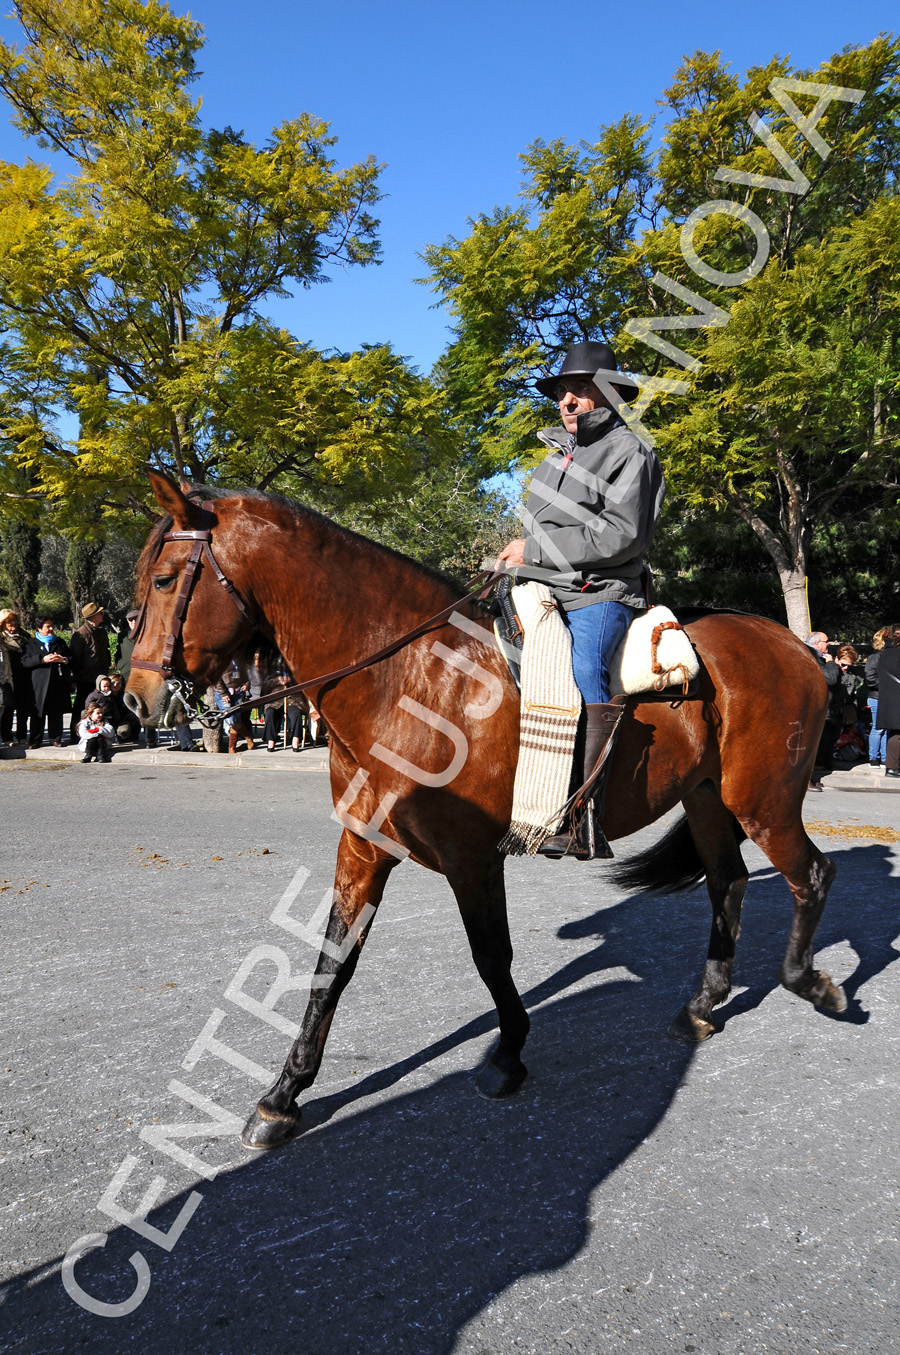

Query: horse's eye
[152,575,177,591]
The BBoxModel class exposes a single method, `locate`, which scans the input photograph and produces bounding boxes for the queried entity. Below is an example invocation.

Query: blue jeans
[565,601,637,704]
[868,699,887,762]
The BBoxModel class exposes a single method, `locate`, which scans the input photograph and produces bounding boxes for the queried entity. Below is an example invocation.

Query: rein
[130,503,502,726]
[205,568,502,726]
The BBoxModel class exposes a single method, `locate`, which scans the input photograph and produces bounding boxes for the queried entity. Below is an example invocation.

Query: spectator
[77,702,114,764]
[0,618,11,743]
[68,603,111,742]
[805,631,842,791]
[0,608,36,747]
[831,645,867,764]
[22,618,73,748]
[115,609,140,684]
[158,683,201,753]
[864,626,890,768]
[262,672,307,751]
[82,673,115,722]
[876,625,900,780]
[105,672,143,743]
[215,672,256,754]
[116,609,158,747]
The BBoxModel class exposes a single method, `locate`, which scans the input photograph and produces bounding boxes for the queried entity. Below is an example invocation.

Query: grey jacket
[520,406,666,611]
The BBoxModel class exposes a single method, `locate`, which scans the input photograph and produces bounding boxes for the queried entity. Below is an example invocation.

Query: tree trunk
[722,483,811,638]
[202,687,225,753]
[65,538,104,627]
[778,569,811,638]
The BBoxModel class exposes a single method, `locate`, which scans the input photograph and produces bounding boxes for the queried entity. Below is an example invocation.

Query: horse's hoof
[240,1107,301,1151]
[474,1056,527,1100]
[669,1009,716,1043]
[790,970,848,1014]
[816,976,848,1013]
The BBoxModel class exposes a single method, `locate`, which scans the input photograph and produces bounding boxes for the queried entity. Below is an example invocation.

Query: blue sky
[0,1,895,372]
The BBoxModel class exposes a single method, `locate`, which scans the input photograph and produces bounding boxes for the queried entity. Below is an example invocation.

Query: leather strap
[131,504,254,678]
[210,569,502,723]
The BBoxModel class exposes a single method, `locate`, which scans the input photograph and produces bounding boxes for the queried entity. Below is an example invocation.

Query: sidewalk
[809,763,900,793]
[0,731,329,772]
[2,736,895,789]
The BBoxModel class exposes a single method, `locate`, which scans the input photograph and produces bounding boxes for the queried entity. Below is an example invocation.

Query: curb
[806,767,900,794]
[3,745,895,788]
[0,743,329,772]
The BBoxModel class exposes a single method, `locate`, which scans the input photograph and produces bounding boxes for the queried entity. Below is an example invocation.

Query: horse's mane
[136,483,466,598]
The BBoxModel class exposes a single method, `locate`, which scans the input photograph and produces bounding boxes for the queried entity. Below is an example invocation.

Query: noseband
[130,503,253,682]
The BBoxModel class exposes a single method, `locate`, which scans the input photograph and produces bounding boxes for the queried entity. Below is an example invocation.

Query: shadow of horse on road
[3,841,897,1355]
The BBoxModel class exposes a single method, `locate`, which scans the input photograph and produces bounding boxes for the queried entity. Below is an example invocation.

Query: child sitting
[78,704,114,764]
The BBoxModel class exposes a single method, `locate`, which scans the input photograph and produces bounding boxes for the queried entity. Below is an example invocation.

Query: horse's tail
[611,814,747,895]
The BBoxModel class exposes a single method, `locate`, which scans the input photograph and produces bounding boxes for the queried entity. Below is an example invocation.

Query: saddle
[492,578,701,701]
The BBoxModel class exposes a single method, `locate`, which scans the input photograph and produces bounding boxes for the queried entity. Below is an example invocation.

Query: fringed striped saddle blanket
[498,584,581,856]
[498,587,700,857]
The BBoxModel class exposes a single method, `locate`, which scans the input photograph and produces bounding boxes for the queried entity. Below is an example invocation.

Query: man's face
[555,376,605,435]
[39,622,54,636]
[813,635,830,655]
[88,612,105,628]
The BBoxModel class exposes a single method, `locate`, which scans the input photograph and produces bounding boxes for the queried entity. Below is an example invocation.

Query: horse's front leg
[449,855,530,1099]
[241,831,398,1150]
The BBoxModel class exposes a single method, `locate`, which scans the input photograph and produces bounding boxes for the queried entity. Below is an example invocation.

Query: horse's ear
[148,469,201,529]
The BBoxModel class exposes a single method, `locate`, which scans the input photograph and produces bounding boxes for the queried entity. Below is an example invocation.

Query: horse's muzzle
[124,682,169,727]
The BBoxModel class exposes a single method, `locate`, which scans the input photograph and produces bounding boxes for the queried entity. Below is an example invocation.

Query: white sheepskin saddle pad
[608,606,700,696]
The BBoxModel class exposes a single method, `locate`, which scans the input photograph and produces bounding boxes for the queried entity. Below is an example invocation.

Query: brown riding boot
[538,702,625,861]
[227,727,239,754]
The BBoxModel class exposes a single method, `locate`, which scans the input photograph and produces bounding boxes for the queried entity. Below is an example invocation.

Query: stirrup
[537,802,613,861]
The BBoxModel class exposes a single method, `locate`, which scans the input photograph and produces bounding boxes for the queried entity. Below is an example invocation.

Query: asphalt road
[1,760,899,1355]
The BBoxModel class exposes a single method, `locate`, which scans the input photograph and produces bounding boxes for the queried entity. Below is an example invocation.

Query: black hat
[534,340,640,402]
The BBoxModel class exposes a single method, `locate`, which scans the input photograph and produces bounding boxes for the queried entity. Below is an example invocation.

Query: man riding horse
[498,340,666,860]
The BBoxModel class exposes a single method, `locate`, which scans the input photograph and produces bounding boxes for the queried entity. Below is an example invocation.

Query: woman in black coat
[22,618,73,747]
[0,608,36,745]
[875,626,900,778]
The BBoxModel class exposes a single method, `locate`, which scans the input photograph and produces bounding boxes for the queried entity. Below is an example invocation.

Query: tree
[0,0,415,533]
[64,537,104,622]
[0,517,41,620]
[423,38,900,633]
[330,462,519,578]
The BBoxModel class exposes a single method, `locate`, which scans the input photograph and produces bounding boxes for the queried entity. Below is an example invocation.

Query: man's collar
[575,405,620,444]
[538,404,622,452]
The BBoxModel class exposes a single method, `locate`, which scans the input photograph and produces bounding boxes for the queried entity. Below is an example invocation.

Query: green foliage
[648,501,783,618]
[0,0,448,538]
[421,116,654,462]
[328,463,518,578]
[422,37,900,630]
[0,516,41,620]
[64,537,104,620]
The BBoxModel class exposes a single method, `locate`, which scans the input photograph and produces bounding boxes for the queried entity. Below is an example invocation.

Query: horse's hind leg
[750,822,845,1013]
[241,830,398,1150]
[449,855,530,1099]
[670,784,749,1043]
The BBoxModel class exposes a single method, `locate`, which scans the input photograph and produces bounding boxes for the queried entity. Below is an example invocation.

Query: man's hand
[498,538,526,566]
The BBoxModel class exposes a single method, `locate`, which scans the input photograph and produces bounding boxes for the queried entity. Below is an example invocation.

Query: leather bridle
[129,503,254,684]
[129,499,504,727]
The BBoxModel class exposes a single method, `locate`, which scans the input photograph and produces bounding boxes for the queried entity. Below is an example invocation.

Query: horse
[125,470,846,1150]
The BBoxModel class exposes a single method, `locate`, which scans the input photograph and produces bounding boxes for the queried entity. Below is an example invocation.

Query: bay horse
[126,470,845,1150]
